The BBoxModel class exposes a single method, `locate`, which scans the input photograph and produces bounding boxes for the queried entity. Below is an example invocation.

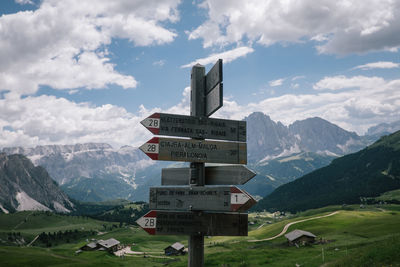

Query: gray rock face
[2,143,156,202]
[0,153,74,213]
[3,143,150,186]
[246,112,367,162]
[366,120,400,137]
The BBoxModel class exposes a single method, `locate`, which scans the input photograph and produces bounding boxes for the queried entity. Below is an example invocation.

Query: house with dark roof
[164,242,186,256]
[98,238,120,252]
[284,229,316,246]
[80,241,98,251]
[80,238,121,253]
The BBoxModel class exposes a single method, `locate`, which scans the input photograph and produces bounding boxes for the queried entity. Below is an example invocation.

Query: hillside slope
[0,153,74,213]
[255,130,400,212]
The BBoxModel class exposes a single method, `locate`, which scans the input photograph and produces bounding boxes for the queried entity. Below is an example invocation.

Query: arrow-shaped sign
[136,210,248,236]
[161,165,256,185]
[140,113,246,142]
[149,186,256,212]
[139,137,247,164]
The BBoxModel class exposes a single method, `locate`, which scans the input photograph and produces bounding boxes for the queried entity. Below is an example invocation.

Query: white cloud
[190,0,400,55]
[0,94,150,148]
[0,0,180,95]
[153,60,166,66]
[1,74,399,148]
[212,75,400,135]
[292,76,305,81]
[291,83,299,89]
[269,78,285,87]
[313,75,386,91]
[15,0,34,5]
[352,61,400,70]
[181,46,254,68]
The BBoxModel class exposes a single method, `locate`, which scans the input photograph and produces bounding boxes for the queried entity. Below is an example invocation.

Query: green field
[375,189,400,202]
[1,205,400,266]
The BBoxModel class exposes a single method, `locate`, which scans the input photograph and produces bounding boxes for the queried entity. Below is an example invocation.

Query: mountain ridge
[0,112,389,203]
[254,130,400,212]
[0,153,74,213]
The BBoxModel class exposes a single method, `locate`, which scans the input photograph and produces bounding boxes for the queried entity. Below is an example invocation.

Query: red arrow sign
[230,187,257,212]
[139,137,247,164]
[135,210,157,235]
[140,113,161,135]
[149,186,256,212]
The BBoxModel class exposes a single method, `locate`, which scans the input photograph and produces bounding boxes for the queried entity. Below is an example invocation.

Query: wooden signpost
[139,137,247,164]
[149,186,256,212]
[137,59,255,267]
[141,113,246,142]
[161,165,256,185]
[136,210,248,236]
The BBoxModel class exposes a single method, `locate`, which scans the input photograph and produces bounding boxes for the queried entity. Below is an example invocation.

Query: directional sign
[149,186,256,212]
[139,137,247,164]
[205,59,223,117]
[162,165,256,185]
[206,59,222,94]
[141,113,246,142]
[206,83,223,117]
[136,210,248,236]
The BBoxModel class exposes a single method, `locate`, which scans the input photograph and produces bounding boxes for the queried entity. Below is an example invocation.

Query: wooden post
[188,63,205,267]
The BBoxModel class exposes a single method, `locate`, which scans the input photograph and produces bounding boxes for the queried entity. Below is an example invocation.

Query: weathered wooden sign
[141,113,246,142]
[139,137,247,164]
[161,165,256,185]
[206,58,222,94]
[205,83,223,117]
[205,59,223,117]
[136,210,248,236]
[149,186,256,212]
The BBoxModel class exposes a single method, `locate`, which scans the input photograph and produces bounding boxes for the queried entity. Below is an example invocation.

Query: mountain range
[1,112,397,208]
[0,153,74,213]
[254,130,400,212]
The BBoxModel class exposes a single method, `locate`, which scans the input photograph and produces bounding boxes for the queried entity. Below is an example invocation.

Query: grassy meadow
[0,205,399,266]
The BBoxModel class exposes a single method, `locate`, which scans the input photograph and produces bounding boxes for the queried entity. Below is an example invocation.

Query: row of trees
[37,229,96,247]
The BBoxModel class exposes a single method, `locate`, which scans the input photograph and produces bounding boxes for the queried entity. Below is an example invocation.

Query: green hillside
[254,130,400,212]
[1,205,400,266]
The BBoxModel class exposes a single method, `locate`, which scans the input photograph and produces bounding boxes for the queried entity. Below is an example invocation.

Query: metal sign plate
[139,137,247,164]
[149,186,256,212]
[136,210,248,236]
[141,113,246,142]
[161,165,256,185]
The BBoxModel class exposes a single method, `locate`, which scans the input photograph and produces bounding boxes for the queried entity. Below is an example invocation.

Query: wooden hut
[284,229,316,246]
[164,242,186,256]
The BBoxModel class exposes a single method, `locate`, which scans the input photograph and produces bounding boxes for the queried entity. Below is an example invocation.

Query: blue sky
[0,0,399,148]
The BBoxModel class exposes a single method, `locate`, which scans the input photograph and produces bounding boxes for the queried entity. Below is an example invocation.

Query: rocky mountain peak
[245,112,366,162]
[0,153,74,213]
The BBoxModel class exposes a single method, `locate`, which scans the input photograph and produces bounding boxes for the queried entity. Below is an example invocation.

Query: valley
[1,204,399,266]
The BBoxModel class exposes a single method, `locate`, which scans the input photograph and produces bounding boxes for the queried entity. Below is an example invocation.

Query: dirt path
[248,211,340,242]
[27,235,39,247]
[13,211,34,230]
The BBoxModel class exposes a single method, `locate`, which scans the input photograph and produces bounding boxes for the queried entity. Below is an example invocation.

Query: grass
[1,205,400,266]
[375,189,400,202]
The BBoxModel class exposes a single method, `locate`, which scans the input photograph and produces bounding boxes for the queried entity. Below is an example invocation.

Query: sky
[0,0,399,149]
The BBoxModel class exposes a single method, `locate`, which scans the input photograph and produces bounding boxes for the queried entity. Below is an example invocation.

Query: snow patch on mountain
[16,191,50,212]
[53,201,71,213]
[266,175,276,181]
[0,203,9,214]
[336,138,360,153]
[317,150,340,157]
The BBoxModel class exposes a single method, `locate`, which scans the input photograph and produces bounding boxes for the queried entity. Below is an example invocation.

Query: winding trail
[13,211,34,230]
[27,235,39,247]
[248,211,340,242]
